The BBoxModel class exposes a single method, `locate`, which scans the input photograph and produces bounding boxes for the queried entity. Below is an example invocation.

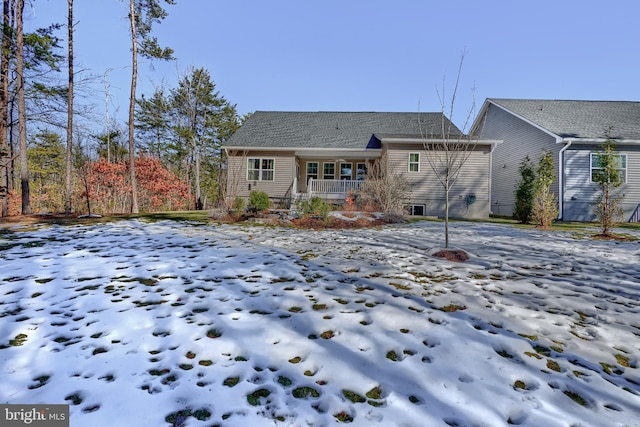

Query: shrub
[249,190,270,211]
[356,154,408,222]
[232,196,246,211]
[531,150,558,228]
[297,196,331,220]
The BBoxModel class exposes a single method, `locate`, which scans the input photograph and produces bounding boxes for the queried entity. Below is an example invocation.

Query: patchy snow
[0,219,639,427]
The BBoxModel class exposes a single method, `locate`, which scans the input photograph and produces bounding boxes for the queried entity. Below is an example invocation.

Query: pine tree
[127,0,175,213]
[592,137,624,236]
[513,155,535,224]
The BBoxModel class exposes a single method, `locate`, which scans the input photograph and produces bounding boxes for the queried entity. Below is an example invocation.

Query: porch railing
[630,204,640,223]
[307,178,364,196]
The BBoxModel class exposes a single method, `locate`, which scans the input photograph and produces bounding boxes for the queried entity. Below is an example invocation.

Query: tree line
[0,0,242,217]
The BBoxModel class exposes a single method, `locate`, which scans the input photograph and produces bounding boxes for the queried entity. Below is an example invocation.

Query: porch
[307,178,363,197]
[269,179,364,209]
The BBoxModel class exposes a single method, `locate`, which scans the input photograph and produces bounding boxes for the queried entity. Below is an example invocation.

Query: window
[323,162,335,180]
[409,153,420,172]
[247,158,274,181]
[306,162,319,183]
[340,162,352,180]
[590,153,626,183]
[406,204,425,216]
[356,163,368,180]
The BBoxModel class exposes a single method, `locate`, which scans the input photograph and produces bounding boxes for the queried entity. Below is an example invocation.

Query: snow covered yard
[0,218,639,427]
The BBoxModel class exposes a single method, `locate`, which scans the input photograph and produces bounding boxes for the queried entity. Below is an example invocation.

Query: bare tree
[420,52,478,248]
[65,0,74,214]
[0,0,9,216]
[358,152,409,222]
[127,0,140,213]
[224,149,248,208]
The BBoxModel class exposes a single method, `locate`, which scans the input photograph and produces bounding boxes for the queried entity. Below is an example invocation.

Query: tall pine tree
[127,0,175,213]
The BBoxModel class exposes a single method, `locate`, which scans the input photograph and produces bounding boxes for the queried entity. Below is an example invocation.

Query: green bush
[298,196,331,220]
[513,156,535,224]
[249,191,270,211]
[232,196,246,210]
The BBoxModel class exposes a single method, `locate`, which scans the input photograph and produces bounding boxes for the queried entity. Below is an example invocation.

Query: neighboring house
[223,111,498,218]
[473,99,640,222]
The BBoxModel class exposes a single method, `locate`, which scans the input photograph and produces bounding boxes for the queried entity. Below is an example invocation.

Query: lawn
[0,217,639,426]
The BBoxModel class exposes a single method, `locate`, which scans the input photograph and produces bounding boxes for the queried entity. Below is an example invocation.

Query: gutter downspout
[558,140,572,220]
[488,141,499,214]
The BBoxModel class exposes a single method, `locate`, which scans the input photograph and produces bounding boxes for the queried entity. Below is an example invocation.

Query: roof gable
[487,99,640,141]
[224,111,463,149]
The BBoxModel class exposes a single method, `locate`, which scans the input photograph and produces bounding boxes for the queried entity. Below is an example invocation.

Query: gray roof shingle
[224,111,462,149]
[489,99,640,141]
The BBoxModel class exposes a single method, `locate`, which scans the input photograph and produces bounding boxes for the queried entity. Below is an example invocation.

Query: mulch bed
[290,216,386,229]
[431,249,470,262]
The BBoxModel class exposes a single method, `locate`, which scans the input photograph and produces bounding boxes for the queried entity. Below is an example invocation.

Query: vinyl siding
[226,150,296,200]
[564,144,640,221]
[479,104,561,216]
[384,143,491,218]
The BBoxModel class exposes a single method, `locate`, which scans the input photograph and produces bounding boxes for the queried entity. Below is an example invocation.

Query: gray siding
[226,150,296,201]
[479,104,561,216]
[385,143,491,218]
[564,144,640,222]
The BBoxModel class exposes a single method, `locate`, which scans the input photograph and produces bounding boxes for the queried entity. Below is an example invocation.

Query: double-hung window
[323,162,335,180]
[340,162,352,180]
[247,158,275,181]
[356,163,367,180]
[590,153,626,183]
[306,162,319,183]
[409,153,420,172]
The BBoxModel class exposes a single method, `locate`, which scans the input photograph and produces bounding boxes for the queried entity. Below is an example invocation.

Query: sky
[1,217,640,426]
[25,0,640,131]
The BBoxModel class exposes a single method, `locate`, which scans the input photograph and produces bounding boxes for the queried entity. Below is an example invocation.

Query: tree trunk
[16,0,28,214]
[444,182,450,249]
[0,0,10,216]
[65,0,74,214]
[128,0,139,213]
[194,143,201,209]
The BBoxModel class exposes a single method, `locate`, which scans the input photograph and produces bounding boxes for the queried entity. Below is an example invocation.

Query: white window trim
[589,152,627,183]
[408,152,420,173]
[247,158,275,181]
[322,162,335,180]
[306,161,319,182]
[340,162,353,180]
[356,162,367,180]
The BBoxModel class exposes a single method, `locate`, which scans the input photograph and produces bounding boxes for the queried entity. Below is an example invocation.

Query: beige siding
[226,150,295,200]
[479,104,561,216]
[385,143,491,218]
[297,158,369,192]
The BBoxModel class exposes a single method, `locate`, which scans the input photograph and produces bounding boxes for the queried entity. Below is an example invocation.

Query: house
[223,111,499,218]
[473,99,640,222]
